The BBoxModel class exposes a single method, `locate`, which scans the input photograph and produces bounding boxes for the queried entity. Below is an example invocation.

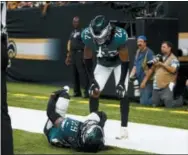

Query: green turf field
[13,129,148,154]
[7,82,188,154]
[8,82,188,129]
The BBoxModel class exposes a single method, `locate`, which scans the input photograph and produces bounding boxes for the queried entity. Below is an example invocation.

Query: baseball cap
[137,35,147,41]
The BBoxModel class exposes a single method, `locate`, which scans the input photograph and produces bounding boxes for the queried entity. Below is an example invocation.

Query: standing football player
[81,15,130,139]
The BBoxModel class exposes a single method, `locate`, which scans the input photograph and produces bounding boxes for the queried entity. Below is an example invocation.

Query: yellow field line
[8,92,188,115]
[33,96,48,100]
[135,107,164,112]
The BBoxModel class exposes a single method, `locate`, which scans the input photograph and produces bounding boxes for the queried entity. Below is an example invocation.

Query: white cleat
[116,127,128,140]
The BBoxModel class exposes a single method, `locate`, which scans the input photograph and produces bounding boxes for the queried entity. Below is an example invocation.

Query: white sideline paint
[9,106,188,154]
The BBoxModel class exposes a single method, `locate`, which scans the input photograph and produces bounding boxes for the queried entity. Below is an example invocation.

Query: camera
[147,54,163,68]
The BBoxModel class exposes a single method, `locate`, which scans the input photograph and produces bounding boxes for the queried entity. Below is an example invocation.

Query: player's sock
[89,97,99,113]
[120,95,129,127]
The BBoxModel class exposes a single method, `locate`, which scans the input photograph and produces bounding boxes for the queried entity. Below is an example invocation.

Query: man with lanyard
[148,41,183,108]
[1,1,14,155]
[65,16,89,98]
[130,35,154,105]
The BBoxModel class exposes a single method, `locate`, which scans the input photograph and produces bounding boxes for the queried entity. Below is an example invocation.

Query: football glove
[129,75,136,83]
[89,80,100,98]
[116,83,126,99]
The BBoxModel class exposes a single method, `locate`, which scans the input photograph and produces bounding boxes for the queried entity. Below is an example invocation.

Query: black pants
[1,39,14,155]
[72,50,89,95]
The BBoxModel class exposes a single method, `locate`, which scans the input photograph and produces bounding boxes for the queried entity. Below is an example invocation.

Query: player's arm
[119,43,129,62]
[116,43,129,98]
[118,44,129,85]
[84,46,94,80]
[47,91,63,127]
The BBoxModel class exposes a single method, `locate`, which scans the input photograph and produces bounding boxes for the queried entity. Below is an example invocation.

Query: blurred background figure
[1,1,14,155]
[7,1,19,10]
[151,41,183,108]
[65,16,89,98]
[129,35,154,105]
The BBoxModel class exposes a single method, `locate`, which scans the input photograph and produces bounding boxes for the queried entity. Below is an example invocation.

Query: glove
[129,75,136,83]
[116,83,126,99]
[89,80,100,98]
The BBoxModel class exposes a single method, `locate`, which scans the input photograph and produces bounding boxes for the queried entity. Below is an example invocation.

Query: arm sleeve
[47,92,62,124]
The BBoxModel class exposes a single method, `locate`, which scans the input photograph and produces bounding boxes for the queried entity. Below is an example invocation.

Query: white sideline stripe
[9,106,188,154]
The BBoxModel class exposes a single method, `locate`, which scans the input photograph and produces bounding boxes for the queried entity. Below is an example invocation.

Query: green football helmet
[89,15,113,45]
[80,120,105,152]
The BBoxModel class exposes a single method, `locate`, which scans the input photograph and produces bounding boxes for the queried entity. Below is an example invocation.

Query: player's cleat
[116,127,128,140]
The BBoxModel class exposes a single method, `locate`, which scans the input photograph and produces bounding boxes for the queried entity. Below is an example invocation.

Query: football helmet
[89,15,113,45]
[80,120,105,152]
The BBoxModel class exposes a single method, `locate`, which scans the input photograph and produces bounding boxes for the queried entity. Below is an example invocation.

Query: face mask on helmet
[89,22,112,45]
[80,120,104,152]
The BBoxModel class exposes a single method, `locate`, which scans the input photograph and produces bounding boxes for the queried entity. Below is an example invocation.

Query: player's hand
[116,83,126,99]
[89,80,100,98]
[129,75,136,83]
[54,117,64,128]
[65,56,71,66]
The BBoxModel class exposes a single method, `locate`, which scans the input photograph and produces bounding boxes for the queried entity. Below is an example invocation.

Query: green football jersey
[48,117,83,147]
[81,26,128,67]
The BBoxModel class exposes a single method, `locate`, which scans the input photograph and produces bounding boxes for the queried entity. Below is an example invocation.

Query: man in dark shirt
[65,16,89,98]
[1,2,14,155]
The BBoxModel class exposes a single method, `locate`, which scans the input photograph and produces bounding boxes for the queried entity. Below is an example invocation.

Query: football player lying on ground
[43,86,107,153]
[81,15,130,139]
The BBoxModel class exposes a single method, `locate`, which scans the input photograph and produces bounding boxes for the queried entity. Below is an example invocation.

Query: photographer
[148,41,183,108]
[130,35,154,105]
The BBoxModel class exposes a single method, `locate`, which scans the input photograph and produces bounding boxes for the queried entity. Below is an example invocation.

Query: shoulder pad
[81,28,93,47]
[114,27,128,46]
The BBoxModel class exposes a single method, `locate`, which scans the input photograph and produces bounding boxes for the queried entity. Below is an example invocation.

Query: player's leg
[114,64,129,139]
[89,64,113,112]
[44,119,54,143]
